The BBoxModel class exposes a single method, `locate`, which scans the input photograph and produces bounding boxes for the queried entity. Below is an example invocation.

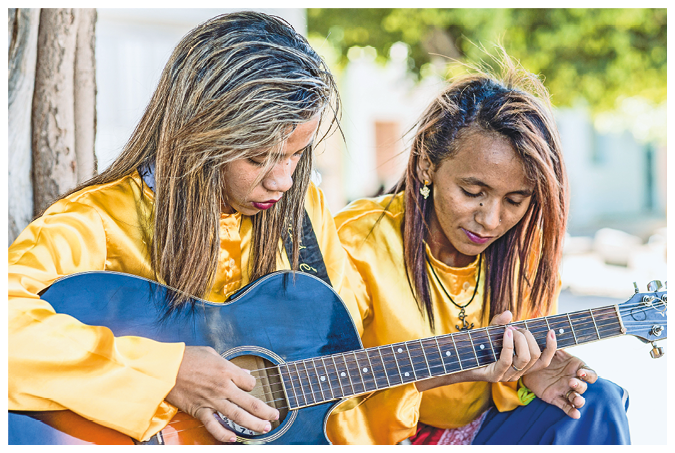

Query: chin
[238,207,260,216]
[459,241,491,257]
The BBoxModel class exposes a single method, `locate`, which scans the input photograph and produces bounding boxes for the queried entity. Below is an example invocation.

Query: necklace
[426,253,483,331]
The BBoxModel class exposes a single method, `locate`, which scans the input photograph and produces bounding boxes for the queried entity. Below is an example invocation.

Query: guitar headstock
[617,280,667,357]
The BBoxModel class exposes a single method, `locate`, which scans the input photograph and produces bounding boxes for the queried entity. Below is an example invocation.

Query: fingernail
[243,369,251,374]
[263,423,272,433]
[505,328,512,338]
[549,330,555,338]
[229,436,237,443]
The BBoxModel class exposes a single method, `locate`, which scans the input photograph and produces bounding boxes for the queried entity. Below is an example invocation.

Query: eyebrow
[281,141,314,157]
[459,176,533,197]
[259,141,314,162]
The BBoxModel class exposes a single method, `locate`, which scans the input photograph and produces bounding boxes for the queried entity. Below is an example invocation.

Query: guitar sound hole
[218,355,288,438]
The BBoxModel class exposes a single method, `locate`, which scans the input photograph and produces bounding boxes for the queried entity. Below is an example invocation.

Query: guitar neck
[278,304,625,409]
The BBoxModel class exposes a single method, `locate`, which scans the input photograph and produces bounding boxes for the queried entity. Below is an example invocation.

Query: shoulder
[45,172,149,218]
[334,192,405,252]
[303,180,327,213]
[8,174,143,265]
[335,192,404,234]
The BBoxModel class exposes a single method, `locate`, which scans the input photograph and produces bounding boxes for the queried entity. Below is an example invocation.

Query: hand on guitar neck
[165,346,280,443]
[416,310,558,392]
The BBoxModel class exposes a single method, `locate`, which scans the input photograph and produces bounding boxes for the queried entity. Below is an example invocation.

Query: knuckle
[228,406,245,423]
[248,398,263,414]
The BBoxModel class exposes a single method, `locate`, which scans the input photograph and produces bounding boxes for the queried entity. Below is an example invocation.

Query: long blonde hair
[392,52,568,330]
[55,11,340,307]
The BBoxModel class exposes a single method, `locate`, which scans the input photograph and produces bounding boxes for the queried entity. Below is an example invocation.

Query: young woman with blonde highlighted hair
[326,53,630,445]
[9,11,361,444]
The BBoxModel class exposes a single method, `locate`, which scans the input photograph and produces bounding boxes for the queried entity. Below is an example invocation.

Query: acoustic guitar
[8,271,667,444]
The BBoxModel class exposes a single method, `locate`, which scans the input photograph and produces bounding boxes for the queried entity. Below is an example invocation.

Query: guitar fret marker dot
[479,344,485,350]
[320,376,325,382]
[404,372,410,377]
[558,328,564,334]
[397,348,403,353]
[363,367,368,373]
[446,351,451,356]
[340,372,346,377]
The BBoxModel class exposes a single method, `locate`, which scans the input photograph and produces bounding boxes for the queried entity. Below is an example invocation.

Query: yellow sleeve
[8,198,185,441]
[326,195,423,444]
[304,183,369,337]
[327,384,423,445]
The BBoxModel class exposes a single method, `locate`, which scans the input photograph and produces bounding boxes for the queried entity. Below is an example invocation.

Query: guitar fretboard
[278,305,624,409]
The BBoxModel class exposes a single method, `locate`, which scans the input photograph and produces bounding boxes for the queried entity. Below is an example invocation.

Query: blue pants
[472,378,630,444]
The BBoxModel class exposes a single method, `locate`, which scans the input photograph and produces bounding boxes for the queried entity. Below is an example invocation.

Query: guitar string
[244,302,663,383]
[161,311,668,422]
[242,303,664,392]
[153,304,666,426]
[247,317,661,404]
[233,303,666,407]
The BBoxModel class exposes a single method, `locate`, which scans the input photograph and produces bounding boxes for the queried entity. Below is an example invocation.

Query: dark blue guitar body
[9,270,363,445]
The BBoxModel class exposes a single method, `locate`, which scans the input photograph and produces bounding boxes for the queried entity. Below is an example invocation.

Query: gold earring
[420,180,430,199]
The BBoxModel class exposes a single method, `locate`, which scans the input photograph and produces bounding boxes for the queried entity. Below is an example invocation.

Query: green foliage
[307,8,666,113]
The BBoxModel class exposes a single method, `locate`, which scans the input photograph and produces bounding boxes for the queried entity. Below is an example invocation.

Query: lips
[252,199,279,210]
[462,228,493,245]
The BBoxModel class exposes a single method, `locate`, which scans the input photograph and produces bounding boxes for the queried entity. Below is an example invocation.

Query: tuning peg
[633,282,639,294]
[648,280,663,292]
[650,342,665,359]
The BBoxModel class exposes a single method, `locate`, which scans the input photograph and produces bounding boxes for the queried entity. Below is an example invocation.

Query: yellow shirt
[8,170,361,442]
[326,192,558,445]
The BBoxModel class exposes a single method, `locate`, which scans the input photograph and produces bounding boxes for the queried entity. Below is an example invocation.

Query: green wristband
[517,378,536,405]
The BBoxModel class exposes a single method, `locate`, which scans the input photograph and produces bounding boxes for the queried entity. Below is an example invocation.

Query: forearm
[415,368,483,392]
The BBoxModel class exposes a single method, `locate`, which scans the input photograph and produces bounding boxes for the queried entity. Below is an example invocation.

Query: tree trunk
[74,9,97,183]
[8,8,40,244]
[31,8,97,217]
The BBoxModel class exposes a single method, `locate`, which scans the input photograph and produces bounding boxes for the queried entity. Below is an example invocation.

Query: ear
[416,156,434,185]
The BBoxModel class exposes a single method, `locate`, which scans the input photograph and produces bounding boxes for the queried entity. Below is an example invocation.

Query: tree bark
[8,8,40,244]
[74,9,97,183]
[32,9,79,215]
[9,8,97,243]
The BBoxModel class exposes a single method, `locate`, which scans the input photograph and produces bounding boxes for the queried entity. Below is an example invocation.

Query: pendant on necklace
[455,307,474,331]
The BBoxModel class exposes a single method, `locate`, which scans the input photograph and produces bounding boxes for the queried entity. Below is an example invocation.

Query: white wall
[340,57,440,201]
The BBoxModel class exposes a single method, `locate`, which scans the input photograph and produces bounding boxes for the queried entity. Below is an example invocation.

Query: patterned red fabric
[409,412,487,445]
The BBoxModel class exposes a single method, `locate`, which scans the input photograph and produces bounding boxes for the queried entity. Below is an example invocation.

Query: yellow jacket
[325,192,558,444]
[8,171,362,442]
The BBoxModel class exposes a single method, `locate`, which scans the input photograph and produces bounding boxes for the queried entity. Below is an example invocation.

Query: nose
[263,159,294,193]
[475,201,501,231]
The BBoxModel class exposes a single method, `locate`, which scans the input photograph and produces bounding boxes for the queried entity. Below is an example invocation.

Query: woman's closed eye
[461,187,482,198]
[247,157,265,166]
